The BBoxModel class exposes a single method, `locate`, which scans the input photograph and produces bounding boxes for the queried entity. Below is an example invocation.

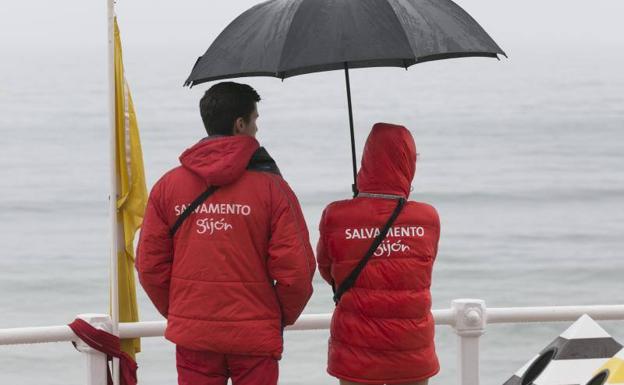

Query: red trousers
[176,346,279,385]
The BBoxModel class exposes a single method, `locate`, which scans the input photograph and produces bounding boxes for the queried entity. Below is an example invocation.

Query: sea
[0,42,622,385]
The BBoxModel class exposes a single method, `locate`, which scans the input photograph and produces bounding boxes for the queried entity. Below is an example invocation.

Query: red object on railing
[68,319,138,385]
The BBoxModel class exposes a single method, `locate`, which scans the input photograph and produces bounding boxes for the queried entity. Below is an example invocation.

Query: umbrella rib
[275,0,307,78]
[383,0,418,63]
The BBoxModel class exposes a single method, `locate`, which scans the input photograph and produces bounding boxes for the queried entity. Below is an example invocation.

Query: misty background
[1,1,623,384]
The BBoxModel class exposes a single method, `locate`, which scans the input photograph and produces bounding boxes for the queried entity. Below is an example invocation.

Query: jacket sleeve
[316,207,333,285]
[135,181,173,318]
[267,177,316,326]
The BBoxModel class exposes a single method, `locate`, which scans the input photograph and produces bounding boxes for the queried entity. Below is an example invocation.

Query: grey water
[1,39,623,385]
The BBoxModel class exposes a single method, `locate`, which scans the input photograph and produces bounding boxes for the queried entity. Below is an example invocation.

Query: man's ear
[233,117,244,135]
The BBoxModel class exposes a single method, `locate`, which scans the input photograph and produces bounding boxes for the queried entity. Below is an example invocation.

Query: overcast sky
[1,0,623,52]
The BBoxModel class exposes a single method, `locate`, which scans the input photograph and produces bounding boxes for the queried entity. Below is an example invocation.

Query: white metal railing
[1,299,624,385]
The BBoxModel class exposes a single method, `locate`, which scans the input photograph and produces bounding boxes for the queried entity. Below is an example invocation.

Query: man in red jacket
[136,82,316,385]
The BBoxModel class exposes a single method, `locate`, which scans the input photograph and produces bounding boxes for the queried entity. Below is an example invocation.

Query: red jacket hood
[179,135,260,186]
[356,123,417,198]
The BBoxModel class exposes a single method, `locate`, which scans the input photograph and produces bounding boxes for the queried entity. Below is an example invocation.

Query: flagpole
[107,0,121,384]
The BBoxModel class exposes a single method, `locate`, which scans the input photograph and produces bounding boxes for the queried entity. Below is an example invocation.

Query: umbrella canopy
[186,0,505,83]
[185,0,505,193]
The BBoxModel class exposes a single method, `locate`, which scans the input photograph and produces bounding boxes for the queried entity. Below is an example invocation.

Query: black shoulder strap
[333,198,406,304]
[169,186,218,237]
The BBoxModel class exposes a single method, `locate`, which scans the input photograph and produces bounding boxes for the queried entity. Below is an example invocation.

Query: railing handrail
[2,303,623,346]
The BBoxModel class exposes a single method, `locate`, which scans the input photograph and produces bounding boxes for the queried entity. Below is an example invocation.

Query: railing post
[74,314,112,385]
[452,299,487,385]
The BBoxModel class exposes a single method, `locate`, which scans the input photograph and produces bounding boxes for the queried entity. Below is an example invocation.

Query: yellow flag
[113,17,147,359]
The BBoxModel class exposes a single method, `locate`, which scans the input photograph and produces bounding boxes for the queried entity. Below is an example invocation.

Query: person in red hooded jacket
[317,123,440,385]
[136,82,316,385]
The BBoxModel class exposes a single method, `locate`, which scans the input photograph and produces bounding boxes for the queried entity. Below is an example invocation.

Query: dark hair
[199,82,261,136]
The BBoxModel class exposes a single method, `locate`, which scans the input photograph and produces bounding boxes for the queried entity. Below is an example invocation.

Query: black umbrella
[185,0,506,194]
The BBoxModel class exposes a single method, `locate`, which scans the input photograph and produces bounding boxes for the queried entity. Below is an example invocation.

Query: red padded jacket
[317,123,440,384]
[136,135,315,359]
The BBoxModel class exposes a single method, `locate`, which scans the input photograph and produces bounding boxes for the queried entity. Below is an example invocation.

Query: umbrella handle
[344,63,358,197]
